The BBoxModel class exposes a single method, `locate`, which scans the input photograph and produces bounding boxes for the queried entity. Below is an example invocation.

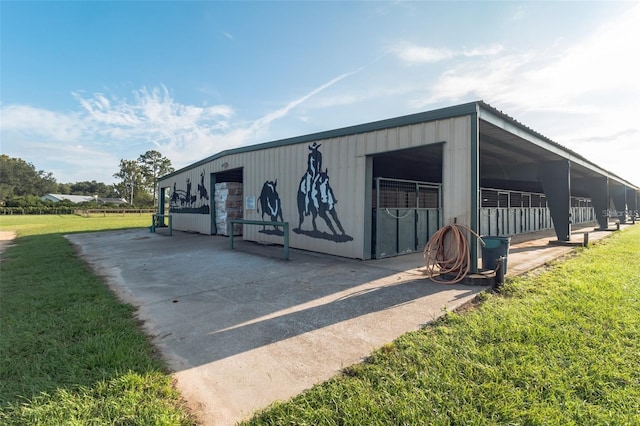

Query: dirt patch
[0,231,17,258]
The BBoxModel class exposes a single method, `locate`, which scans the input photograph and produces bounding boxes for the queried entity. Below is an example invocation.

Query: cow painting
[257,180,284,234]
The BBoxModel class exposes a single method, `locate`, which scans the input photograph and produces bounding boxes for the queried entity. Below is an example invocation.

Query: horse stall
[372,178,441,258]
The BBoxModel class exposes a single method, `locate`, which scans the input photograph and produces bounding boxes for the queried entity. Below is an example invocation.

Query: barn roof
[159,101,637,190]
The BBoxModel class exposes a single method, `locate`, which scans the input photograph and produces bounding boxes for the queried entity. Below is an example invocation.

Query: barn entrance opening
[370,144,443,259]
[211,167,244,236]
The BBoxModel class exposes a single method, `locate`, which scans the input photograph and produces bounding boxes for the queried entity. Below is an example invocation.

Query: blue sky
[1,1,639,187]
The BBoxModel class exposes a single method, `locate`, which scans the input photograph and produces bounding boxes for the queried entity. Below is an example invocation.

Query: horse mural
[168,169,210,214]
[295,143,351,242]
[298,142,322,218]
[197,171,209,204]
[257,180,284,235]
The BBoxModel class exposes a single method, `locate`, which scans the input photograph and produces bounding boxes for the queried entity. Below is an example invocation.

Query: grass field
[0,213,153,237]
[0,214,195,425]
[2,215,639,425]
[244,225,640,425]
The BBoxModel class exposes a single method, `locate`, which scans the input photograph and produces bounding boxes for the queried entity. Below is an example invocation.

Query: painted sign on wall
[256,143,352,243]
[257,180,284,236]
[169,170,210,214]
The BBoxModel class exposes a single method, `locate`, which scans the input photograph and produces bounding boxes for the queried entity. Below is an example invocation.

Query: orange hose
[424,223,484,284]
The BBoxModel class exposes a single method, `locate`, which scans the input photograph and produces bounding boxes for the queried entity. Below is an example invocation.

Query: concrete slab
[66,222,631,425]
[68,230,483,425]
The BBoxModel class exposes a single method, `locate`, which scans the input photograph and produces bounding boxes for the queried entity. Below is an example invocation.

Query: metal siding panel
[363,132,376,156]
[423,121,436,143]
[353,155,366,256]
[243,152,256,241]
[375,209,398,258]
[479,209,489,236]
[409,123,423,148]
[398,125,410,149]
[375,129,388,153]
[417,210,428,248]
[397,209,415,254]
[387,127,398,150]
[442,116,472,228]
[356,133,368,157]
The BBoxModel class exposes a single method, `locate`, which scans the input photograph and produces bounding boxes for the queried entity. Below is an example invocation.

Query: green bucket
[481,236,511,272]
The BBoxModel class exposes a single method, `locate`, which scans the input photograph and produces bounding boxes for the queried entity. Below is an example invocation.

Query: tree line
[0,150,174,208]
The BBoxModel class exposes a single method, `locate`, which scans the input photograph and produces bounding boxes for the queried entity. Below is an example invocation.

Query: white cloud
[462,45,504,57]
[249,71,358,132]
[394,44,455,63]
[392,42,503,64]
[417,3,640,111]
[1,105,86,141]
[404,3,640,184]
[0,72,357,182]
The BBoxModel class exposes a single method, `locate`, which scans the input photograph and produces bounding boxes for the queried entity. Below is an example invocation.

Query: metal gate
[372,178,441,258]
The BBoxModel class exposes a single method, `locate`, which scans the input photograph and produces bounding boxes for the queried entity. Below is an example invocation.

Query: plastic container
[481,236,511,273]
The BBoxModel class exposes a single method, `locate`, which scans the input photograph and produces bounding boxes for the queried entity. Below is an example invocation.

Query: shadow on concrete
[194,277,471,364]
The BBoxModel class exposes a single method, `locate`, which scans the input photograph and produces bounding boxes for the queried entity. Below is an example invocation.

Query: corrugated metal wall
[159,115,472,259]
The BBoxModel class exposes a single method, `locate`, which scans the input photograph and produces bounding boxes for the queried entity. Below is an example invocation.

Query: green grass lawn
[2,215,639,425]
[0,214,195,425]
[0,213,154,237]
[244,225,640,425]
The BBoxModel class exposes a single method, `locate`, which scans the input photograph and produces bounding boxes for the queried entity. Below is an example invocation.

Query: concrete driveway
[66,223,622,425]
[68,229,485,425]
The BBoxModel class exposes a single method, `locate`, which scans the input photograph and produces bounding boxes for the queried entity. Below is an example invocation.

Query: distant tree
[137,150,174,207]
[68,180,117,197]
[112,161,155,206]
[0,154,58,201]
[113,159,145,206]
[57,183,72,194]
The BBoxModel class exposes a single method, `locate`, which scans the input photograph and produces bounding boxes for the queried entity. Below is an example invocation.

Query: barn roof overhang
[477,103,638,196]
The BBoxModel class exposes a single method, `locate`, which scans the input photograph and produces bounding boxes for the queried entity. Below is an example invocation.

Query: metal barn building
[157,101,639,272]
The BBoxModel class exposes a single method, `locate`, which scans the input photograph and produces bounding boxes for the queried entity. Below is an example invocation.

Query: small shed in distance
[41,194,128,205]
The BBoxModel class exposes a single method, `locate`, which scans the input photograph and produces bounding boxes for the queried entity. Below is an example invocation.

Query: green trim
[210,173,217,235]
[363,156,373,260]
[151,214,172,236]
[158,188,165,216]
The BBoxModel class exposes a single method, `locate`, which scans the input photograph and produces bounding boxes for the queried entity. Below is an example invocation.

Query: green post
[230,228,235,250]
[283,222,289,260]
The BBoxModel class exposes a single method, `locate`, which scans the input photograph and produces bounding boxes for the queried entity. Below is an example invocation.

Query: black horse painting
[169,170,210,214]
[295,143,351,242]
[257,179,284,235]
